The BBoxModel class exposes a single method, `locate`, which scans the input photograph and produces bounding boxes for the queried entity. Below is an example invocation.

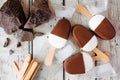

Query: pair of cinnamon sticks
[12,54,41,80]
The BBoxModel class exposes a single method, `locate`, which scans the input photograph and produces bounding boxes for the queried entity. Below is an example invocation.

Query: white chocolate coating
[89,15,105,31]
[81,36,98,51]
[82,52,94,72]
[48,33,67,48]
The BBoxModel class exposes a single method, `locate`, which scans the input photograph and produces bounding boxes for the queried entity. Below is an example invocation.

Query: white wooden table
[0,0,120,80]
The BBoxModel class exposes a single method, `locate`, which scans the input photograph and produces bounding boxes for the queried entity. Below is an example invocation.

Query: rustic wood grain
[0,0,120,80]
[33,0,64,80]
[0,0,30,80]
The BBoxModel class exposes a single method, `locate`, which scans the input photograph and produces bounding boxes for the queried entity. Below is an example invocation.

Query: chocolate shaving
[17,42,22,48]
[0,0,26,34]
[0,0,51,42]
[34,32,44,36]
[3,38,10,47]
[17,30,35,42]
[24,0,51,29]
[9,49,14,55]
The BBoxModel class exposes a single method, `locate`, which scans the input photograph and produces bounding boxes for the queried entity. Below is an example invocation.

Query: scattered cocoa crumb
[40,68,43,71]
[3,38,10,47]
[34,32,44,36]
[55,18,57,21]
[17,42,22,48]
[9,49,14,55]
[50,25,52,27]
[47,36,49,38]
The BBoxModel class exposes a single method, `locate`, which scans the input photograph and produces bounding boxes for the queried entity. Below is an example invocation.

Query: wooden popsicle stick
[30,63,41,80]
[24,61,38,80]
[12,61,19,75]
[76,4,93,19]
[22,59,35,80]
[45,46,56,66]
[93,48,110,63]
[18,54,31,80]
[92,52,111,61]
[104,52,111,58]
[92,56,100,61]
[19,61,24,71]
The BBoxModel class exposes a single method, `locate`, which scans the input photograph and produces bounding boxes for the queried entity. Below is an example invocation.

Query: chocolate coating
[72,25,94,48]
[17,30,34,42]
[24,0,51,28]
[64,53,85,74]
[95,18,116,40]
[0,0,26,34]
[51,18,71,40]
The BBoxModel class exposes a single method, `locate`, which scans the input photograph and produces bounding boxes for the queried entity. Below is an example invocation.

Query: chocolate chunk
[25,0,51,29]
[17,42,22,48]
[34,31,44,36]
[9,49,14,55]
[3,38,10,47]
[0,0,26,34]
[17,30,34,42]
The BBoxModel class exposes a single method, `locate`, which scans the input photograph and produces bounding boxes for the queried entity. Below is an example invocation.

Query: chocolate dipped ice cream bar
[45,18,71,66]
[72,25,110,63]
[64,52,94,74]
[76,4,116,40]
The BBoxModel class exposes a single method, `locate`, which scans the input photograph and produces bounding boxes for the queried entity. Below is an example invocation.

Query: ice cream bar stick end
[76,4,93,19]
[92,52,111,61]
[92,56,100,61]
[93,48,110,63]
[92,53,110,61]
[104,52,111,58]
[45,46,56,66]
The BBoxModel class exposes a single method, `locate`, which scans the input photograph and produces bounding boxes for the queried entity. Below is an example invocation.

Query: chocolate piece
[72,25,94,48]
[3,38,10,47]
[0,0,26,34]
[9,49,14,55]
[17,30,34,42]
[51,18,71,39]
[17,42,22,48]
[95,18,116,40]
[34,31,44,36]
[64,53,85,74]
[25,0,51,29]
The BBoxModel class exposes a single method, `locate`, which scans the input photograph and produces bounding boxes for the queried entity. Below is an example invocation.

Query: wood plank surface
[0,0,120,80]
